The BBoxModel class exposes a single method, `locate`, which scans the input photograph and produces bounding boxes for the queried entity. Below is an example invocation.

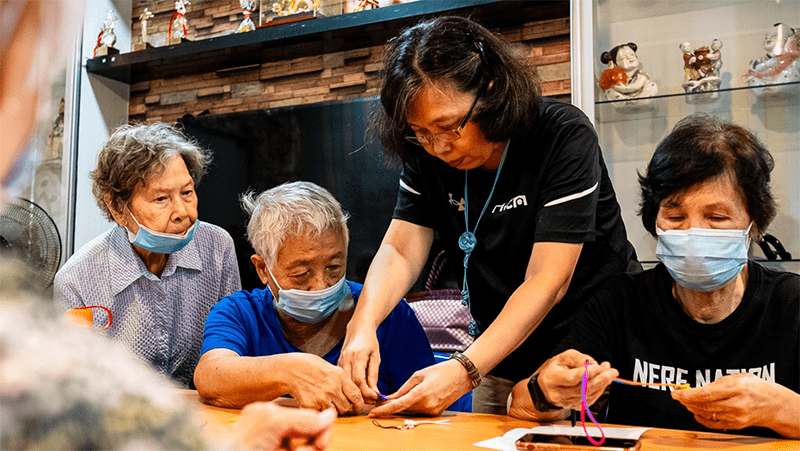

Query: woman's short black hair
[600,42,637,65]
[638,114,776,237]
[376,16,541,166]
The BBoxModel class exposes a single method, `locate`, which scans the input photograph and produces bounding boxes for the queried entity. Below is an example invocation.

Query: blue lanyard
[459,140,510,336]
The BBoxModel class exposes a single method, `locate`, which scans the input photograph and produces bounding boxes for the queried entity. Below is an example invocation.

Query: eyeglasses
[405,86,484,147]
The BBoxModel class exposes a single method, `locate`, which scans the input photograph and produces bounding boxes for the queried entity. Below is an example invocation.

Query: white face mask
[656,224,752,292]
[266,266,350,324]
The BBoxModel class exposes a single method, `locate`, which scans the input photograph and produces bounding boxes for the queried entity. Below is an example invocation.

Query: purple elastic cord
[581,360,606,446]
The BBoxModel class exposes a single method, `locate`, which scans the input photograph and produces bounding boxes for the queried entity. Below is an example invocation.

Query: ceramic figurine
[169,0,191,44]
[236,0,256,33]
[354,0,379,12]
[744,23,800,92]
[598,42,658,103]
[93,10,118,57]
[272,0,320,16]
[680,39,723,93]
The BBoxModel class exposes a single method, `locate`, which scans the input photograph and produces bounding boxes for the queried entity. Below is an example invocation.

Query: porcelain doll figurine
[680,39,723,93]
[744,23,800,91]
[599,42,658,102]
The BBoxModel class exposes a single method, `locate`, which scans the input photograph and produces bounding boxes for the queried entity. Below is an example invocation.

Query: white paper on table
[473,425,651,450]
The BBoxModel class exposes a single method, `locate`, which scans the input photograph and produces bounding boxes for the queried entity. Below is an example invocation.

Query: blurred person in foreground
[195,181,437,413]
[54,122,241,388]
[1,1,334,449]
[508,115,799,439]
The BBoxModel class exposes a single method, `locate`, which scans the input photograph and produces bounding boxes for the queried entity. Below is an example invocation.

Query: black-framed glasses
[405,85,484,147]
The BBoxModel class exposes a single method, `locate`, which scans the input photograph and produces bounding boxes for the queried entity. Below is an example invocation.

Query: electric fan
[0,198,62,293]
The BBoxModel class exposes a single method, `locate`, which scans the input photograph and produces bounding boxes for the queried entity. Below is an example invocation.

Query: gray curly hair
[91,123,211,222]
[241,181,350,269]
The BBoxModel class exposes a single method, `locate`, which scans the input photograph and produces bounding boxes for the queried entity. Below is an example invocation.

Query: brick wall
[129,1,570,123]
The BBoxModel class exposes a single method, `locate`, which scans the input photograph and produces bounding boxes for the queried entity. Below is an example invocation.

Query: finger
[673,385,737,405]
[692,411,736,431]
[366,351,381,393]
[367,384,427,417]
[347,355,373,398]
[368,395,418,417]
[313,426,334,450]
[311,409,336,449]
[269,404,336,437]
[343,379,365,413]
[330,391,354,415]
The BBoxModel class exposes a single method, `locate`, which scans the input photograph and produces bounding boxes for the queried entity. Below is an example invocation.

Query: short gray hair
[241,181,350,268]
[91,122,211,221]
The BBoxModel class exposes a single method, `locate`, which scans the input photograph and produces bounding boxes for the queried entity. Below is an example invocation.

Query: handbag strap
[425,250,448,291]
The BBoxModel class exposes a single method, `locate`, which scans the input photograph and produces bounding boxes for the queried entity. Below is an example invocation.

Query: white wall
[71,0,131,252]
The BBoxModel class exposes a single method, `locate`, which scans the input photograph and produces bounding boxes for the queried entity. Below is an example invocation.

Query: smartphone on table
[515,433,639,450]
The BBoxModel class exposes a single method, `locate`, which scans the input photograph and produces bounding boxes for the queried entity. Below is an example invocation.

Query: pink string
[581,360,606,446]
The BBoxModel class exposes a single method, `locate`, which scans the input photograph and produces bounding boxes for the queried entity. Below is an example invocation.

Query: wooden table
[194,397,800,450]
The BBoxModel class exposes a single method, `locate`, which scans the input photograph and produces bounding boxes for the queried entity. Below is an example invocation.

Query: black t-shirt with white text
[555,262,800,437]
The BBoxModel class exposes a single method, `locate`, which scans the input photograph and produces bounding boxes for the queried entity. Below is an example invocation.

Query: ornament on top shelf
[354,0,379,12]
[744,23,800,96]
[679,39,723,94]
[93,10,119,57]
[598,42,658,110]
[272,0,320,17]
[133,7,154,51]
[237,0,257,33]
[169,0,191,45]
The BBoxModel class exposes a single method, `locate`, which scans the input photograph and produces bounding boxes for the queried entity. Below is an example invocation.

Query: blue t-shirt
[201,281,435,396]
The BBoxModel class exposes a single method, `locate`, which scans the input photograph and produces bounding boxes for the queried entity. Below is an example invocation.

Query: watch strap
[449,351,482,388]
[527,372,562,412]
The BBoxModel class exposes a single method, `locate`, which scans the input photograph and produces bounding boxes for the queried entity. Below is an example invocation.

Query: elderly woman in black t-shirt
[338,16,639,415]
[509,115,800,439]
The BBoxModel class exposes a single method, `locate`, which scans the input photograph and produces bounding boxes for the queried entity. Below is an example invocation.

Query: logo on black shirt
[448,193,465,211]
[491,195,528,214]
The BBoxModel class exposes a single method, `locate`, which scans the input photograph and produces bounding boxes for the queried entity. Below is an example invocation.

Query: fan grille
[0,198,62,293]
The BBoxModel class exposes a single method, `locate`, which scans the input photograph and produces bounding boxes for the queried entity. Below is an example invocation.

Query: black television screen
[180,96,402,290]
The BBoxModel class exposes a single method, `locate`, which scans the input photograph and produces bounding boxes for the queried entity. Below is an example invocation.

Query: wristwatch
[449,351,482,388]
[527,373,562,412]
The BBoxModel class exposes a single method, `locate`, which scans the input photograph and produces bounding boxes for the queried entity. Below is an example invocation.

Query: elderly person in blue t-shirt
[194,181,435,414]
[54,123,241,387]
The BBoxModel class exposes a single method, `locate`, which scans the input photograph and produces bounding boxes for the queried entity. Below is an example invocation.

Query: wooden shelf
[85,0,568,85]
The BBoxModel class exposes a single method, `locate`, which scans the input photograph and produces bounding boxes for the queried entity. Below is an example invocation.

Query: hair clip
[371,419,451,430]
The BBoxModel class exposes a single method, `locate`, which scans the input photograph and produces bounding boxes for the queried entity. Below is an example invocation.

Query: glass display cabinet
[574,0,799,272]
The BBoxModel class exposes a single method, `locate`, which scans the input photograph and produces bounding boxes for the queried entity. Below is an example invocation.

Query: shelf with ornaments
[584,0,799,268]
[85,0,557,85]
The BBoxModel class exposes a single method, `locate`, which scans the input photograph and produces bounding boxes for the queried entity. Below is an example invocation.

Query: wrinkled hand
[338,324,381,401]
[287,353,364,415]
[368,359,471,417]
[671,372,778,432]
[232,402,335,451]
[538,349,617,411]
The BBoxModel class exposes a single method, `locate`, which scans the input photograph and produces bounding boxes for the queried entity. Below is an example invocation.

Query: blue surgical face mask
[267,266,350,324]
[125,211,197,254]
[656,224,752,292]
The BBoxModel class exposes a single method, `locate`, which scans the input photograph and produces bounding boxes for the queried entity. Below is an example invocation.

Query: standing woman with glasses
[338,16,640,415]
